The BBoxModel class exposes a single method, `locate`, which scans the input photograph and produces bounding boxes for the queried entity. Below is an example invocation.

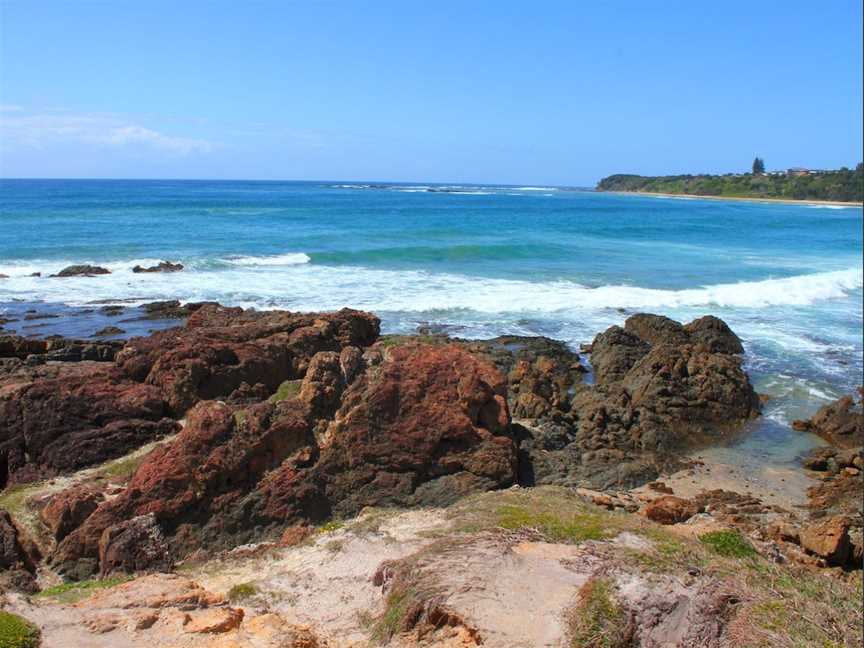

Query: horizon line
[0,177,595,189]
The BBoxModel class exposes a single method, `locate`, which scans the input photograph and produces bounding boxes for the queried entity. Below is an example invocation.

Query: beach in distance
[603,189,862,207]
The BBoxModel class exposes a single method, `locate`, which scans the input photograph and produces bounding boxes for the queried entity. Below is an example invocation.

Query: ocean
[1,178,862,476]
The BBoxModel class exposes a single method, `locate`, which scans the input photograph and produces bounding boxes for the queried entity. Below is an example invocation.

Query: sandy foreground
[605,190,863,207]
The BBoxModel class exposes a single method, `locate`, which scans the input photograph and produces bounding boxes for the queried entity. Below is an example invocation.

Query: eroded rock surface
[54,342,517,576]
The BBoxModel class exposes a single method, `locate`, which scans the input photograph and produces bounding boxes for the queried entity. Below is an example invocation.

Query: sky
[0,1,861,185]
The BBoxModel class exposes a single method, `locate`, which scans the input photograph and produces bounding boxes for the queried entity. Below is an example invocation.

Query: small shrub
[318,520,344,533]
[0,610,40,648]
[227,582,258,602]
[699,530,757,558]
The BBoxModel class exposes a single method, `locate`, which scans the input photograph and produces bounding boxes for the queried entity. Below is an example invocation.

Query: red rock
[308,343,516,514]
[54,343,517,576]
[643,496,701,524]
[799,516,851,566]
[279,524,313,547]
[40,485,105,541]
[53,398,317,574]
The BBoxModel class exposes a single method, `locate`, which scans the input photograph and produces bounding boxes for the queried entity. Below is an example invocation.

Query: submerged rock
[132,260,184,273]
[93,325,125,337]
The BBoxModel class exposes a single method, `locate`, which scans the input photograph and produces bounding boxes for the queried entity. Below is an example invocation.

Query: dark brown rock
[589,326,649,384]
[52,265,111,277]
[0,362,178,485]
[132,261,184,273]
[137,300,211,320]
[99,513,173,575]
[792,391,864,448]
[624,313,691,347]
[461,336,584,419]
[0,508,37,592]
[117,304,380,413]
[94,326,125,337]
[683,315,745,354]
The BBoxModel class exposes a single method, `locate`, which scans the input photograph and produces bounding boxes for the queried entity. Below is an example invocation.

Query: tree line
[597,163,863,202]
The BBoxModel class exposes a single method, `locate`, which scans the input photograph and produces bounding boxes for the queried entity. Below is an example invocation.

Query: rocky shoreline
[0,304,860,647]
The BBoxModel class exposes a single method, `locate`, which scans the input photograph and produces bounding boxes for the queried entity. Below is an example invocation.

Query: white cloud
[0,109,216,155]
[93,125,213,154]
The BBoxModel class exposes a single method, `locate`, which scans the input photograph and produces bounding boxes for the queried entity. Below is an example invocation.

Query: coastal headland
[597,165,864,204]
[0,302,860,647]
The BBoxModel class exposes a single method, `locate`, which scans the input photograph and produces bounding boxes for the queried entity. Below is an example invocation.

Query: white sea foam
[221,252,311,266]
[1,259,859,314]
[515,186,558,191]
[805,204,860,210]
[0,257,170,277]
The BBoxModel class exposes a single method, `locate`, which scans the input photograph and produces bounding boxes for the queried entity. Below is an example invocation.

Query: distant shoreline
[602,190,862,208]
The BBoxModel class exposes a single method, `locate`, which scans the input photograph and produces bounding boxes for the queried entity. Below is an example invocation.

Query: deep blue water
[1,179,862,470]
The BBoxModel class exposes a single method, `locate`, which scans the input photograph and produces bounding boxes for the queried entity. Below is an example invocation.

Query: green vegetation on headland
[597,162,863,202]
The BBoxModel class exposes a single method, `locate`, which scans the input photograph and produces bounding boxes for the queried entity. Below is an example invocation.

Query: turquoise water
[1,179,862,467]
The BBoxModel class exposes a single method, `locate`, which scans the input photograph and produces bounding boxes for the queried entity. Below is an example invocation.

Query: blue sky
[0,1,861,184]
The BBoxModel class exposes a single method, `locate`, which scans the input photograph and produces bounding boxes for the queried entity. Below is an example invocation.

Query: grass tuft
[0,611,40,648]
[370,586,415,643]
[35,575,131,604]
[566,577,632,648]
[497,504,609,542]
[699,530,757,558]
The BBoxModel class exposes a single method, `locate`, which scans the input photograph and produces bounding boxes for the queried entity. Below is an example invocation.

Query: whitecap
[221,252,311,267]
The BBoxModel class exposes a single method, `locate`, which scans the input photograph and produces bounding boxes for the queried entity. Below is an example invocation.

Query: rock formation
[0,307,763,580]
